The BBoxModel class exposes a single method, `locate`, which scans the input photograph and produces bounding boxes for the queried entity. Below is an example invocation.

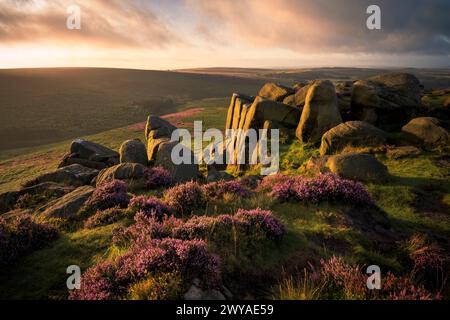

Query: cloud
[186,0,450,55]
[0,0,181,48]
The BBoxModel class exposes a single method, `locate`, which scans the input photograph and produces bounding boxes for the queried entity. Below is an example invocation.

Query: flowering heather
[270,174,374,206]
[86,180,130,211]
[70,238,221,300]
[0,214,58,267]
[319,256,440,300]
[112,212,182,247]
[404,234,445,272]
[257,174,293,193]
[144,167,173,190]
[164,181,206,216]
[203,180,251,200]
[235,209,287,240]
[128,195,171,220]
[84,207,125,229]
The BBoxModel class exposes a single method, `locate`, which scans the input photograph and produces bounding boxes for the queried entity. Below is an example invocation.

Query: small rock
[326,153,389,182]
[38,185,95,218]
[23,164,99,187]
[70,139,119,164]
[207,170,234,183]
[96,163,147,187]
[258,82,295,102]
[119,139,148,166]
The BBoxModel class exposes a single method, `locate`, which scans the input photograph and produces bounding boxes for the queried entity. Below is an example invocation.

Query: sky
[0,0,449,69]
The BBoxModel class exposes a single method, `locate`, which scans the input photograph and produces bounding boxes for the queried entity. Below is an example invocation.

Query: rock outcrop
[326,153,388,182]
[296,80,342,144]
[319,121,387,155]
[145,115,177,162]
[401,117,450,148]
[119,139,147,166]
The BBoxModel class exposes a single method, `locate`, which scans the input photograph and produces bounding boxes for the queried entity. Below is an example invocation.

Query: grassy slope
[0,88,449,299]
[0,68,264,151]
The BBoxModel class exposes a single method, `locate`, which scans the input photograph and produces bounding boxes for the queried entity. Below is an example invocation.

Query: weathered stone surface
[145,116,178,162]
[225,93,253,131]
[444,97,450,108]
[296,80,342,144]
[0,182,75,214]
[153,140,199,183]
[23,164,99,187]
[320,121,387,155]
[386,146,421,159]
[242,96,302,131]
[401,117,450,148]
[258,83,295,102]
[326,153,388,182]
[335,81,353,120]
[96,163,147,187]
[70,139,119,164]
[145,115,177,140]
[38,186,95,218]
[119,139,147,166]
[351,73,422,126]
[59,153,107,170]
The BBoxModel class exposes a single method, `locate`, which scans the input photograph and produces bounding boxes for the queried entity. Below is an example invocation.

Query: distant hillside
[179,67,450,89]
[0,68,265,152]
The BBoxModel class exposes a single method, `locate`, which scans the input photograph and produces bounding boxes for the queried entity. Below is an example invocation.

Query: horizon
[1,0,449,69]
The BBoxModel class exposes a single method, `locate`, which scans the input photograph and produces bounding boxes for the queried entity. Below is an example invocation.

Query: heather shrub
[86,180,130,211]
[84,207,126,229]
[164,181,206,216]
[128,272,183,300]
[235,209,287,240]
[203,180,251,200]
[0,214,58,267]
[112,212,182,248]
[70,238,221,300]
[270,174,374,206]
[127,195,171,220]
[144,167,172,190]
[257,174,293,193]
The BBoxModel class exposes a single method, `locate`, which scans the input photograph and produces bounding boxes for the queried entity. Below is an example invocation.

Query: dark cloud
[187,0,450,55]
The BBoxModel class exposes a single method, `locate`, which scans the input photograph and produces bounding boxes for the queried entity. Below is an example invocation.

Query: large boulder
[145,115,177,162]
[23,164,98,187]
[153,140,199,183]
[70,139,119,165]
[38,186,95,219]
[351,73,422,127]
[95,163,147,187]
[0,182,75,214]
[258,83,295,102]
[296,80,342,144]
[59,153,107,170]
[319,121,387,155]
[401,117,450,148]
[119,139,147,166]
[326,153,388,182]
